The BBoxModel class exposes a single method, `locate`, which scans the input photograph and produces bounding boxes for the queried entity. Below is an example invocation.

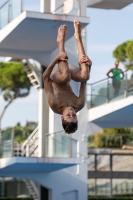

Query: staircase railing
[21,126,38,157]
[87,70,133,108]
[24,179,39,200]
[22,59,40,90]
[22,129,72,158]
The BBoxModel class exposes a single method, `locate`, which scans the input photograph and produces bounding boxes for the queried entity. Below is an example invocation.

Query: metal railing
[44,130,72,158]
[87,70,133,108]
[21,126,38,157]
[52,0,80,16]
[88,133,133,148]
[21,59,41,90]
[88,148,133,197]
[0,127,73,158]
[0,0,40,29]
[0,0,81,30]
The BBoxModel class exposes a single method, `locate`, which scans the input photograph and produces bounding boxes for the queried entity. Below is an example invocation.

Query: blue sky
[0,2,133,129]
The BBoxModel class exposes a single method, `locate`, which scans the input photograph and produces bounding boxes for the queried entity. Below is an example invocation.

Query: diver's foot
[74,20,82,40]
[57,25,67,44]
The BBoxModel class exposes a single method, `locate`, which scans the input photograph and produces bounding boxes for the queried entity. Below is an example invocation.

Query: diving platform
[87,0,133,10]
[88,95,133,128]
[87,70,133,128]
[0,11,89,65]
[0,157,81,175]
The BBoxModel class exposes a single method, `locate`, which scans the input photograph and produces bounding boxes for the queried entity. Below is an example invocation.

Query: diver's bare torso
[48,80,83,114]
[48,64,85,114]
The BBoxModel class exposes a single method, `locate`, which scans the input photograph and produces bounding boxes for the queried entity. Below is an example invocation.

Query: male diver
[43,20,92,134]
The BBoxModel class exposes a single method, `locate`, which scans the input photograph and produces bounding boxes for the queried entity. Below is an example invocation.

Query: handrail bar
[0,1,9,9]
[45,130,64,136]
[87,70,128,86]
[87,77,109,86]
[21,126,38,147]
[22,129,64,149]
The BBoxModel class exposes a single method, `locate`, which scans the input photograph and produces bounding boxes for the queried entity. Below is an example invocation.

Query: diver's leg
[70,20,92,82]
[50,25,71,83]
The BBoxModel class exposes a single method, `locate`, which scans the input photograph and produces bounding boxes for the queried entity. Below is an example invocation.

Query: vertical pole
[0,118,2,158]
[11,127,14,157]
[91,84,93,108]
[95,178,97,198]
[95,154,97,171]
[21,0,23,13]
[1,178,5,197]
[8,0,10,22]
[78,0,81,16]
[124,72,128,98]
[107,78,109,103]
[38,65,49,157]
[110,154,113,197]
[0,9,1,29]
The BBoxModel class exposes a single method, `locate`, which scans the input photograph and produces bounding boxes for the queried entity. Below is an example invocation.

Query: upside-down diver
[43,20,92,134]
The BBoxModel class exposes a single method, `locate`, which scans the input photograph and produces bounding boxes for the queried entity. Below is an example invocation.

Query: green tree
[113,40,133,70]
[0,62,32,131]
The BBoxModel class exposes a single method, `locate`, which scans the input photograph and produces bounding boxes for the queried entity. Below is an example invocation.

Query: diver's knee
[62,73,71,82]
[81,72,90,81]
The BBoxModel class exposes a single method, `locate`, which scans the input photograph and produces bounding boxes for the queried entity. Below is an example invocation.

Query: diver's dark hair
[62,119,78,134]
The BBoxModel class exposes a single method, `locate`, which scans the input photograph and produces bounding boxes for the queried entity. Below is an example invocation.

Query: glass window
[96,179,111,196]
[97,155,110,171]
[88,179,95,196]
[45,132,71,157]
[109,77,126,102]
[113,179,133,196]
[113,155,133,171]
[10,0,21,21]
[0,2,8,29]
[88,155,95,171]
[1,128,14,158]
[22,0,40,12]
[91,80,108,108]
[52,0,79,16]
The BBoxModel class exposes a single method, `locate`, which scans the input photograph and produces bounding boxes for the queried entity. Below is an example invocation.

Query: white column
[38,88,49,157]
[79,0,87,16]
[38,65,49,157]
[47,108,55,157]
[40,0,51,13]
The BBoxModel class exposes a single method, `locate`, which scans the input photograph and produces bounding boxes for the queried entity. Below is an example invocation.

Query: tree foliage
[88,128,133,148]
[0,62,31,100]
[113,40,133,70]
[0,62,32,125]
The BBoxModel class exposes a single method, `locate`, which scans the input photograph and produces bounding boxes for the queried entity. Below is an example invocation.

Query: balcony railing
[87,70,133,108]
[0,0,81,30]
[0,0,40,29]
[0,127,72,158]
[88,148,133,197]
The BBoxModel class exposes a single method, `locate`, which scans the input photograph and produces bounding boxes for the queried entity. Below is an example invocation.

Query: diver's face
[61,107,77,123]
[115,61,119,68]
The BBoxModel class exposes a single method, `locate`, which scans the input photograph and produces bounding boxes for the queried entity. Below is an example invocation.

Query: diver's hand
[79,55,92,66]
[57,52,68,62]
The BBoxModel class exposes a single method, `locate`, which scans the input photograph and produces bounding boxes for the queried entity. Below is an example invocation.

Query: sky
[0,2,133,129]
